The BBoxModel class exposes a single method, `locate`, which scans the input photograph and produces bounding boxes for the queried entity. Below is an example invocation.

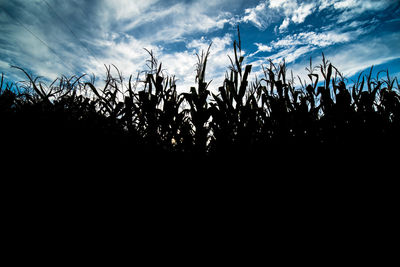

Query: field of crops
[1,35,399,174]
[1,39,399,245]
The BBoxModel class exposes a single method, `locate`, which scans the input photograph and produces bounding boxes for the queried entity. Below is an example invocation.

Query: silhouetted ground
[1,43,399,242]
[1,28,398,264]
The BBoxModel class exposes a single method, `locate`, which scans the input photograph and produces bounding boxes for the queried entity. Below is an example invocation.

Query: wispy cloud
[319,0,398,22]
[241,1,278,30]
[326,32,400,77]
[287,31,400,84]
[240,0,316,31]
[241,0,397,31]
[248,43,273,57]
[278,18,290,33]
[108,0,234,43]
[291,2,316,24]
[248,24,375,65]
[271,28,365,49]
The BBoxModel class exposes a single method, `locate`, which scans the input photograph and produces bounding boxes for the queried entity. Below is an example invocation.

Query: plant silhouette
[1,31,399,173]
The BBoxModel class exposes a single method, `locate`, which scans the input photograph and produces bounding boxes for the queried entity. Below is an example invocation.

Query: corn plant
[209,27,255,153]
[182,44,213,154]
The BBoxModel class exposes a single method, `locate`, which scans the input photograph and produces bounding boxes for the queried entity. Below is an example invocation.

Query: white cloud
[299,31,351,46]
[268,0,287,9]
[291,2,316,24]
[332,0,393,11]
[113,0,233,43]
[103,0,160,20]
[332,0,357,9]
[121,3,179,32]
[269,0,298,16]
[271,27,371,49]
[270,45,316,64]
[242,0,315,31]
[279,17,290,32]
[326,33,400,77]
[316,0,397,22]
[318,0,335,10]
[283,31,400,86]
[255,43,273,53]
[318,0,395,11]
[241,1,277,30]
[248,42,273,58]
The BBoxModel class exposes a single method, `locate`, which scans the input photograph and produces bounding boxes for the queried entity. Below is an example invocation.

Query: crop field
[1,33,399,175]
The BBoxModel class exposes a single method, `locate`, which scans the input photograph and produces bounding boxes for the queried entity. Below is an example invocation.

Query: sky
[1,0,399,93]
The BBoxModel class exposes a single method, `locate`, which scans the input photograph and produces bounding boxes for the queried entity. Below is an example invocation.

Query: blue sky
[1,0,399,92]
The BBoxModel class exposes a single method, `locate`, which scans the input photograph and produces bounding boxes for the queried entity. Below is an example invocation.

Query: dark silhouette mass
[1,31,399,177]
[1,30,399,255]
